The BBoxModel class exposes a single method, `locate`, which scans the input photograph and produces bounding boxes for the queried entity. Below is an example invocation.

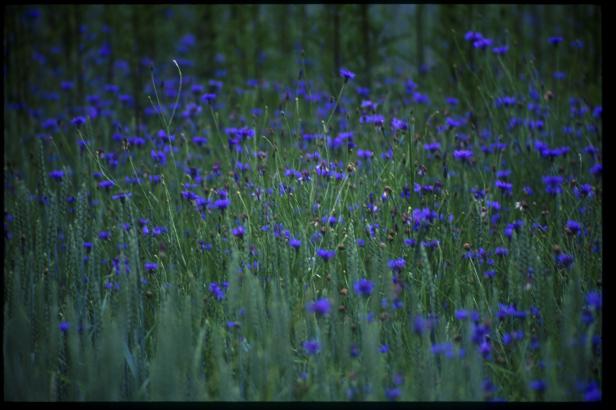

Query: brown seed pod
[463,243,472,251]
[339,288,348,296]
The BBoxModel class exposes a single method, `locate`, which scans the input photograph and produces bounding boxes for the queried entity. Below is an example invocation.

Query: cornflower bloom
[317,248,336,262]
[354,278,374,297]
[339,68,356,81]
[306,298,331,317]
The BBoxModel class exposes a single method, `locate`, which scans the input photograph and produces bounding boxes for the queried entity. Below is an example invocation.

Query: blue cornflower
[483,379,497,394]
[474,37,493,50]
[513,330,524,341]
[59,321,70,333]
[453,150,474,162]
[152,226,167,236]
[289,237,301,250]
[391,117,408,131]
[386,387,401,401]
[307,298,331,317]
[413,91,430,104]
[388,258,406,273]
[151,150,167,165]
[421,239,440,249]
[71,116,86,126]
[495,180,512,194]
[565,220,581,235]
[556,253,574,269]
[317,248,336,262]
[590,163,602,177]
[191,84,204,95]
[209,282,225,301]
[339,68,356,81]
[192,136,208,146]
[49,170,64,181]
[465,31,483,42]
[479,339,491,359]
[111,192,132,201]
[212,198,230,210]
[496,169,511,179]
[144,262,158,273]
[360,115,385,126]
[424,142,441,153]
[201,93,217,103]
[431,343,455,358]
[354,278,374,297]
[549,36,564,46]
[321,215,340,226]
[542,176,563,195]
[530,379,546,393]
[455,309,469,320]
[303,340,321,355]
[492,45,509,55]
[232,225,245,239]
[404,238,417,247]
[361,99,378,111]
[584,382,601,401]
[586,291,602,310]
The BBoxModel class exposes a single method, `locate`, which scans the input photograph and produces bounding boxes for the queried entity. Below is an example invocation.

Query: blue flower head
[354,278,374,297]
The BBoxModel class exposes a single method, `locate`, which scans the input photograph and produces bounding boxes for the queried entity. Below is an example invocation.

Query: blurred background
[5,5,601,89]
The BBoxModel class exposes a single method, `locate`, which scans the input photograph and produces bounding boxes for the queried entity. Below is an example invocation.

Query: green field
[4,5,602,401]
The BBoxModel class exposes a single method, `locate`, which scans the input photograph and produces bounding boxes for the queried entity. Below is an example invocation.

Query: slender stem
[324,82,346,134]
